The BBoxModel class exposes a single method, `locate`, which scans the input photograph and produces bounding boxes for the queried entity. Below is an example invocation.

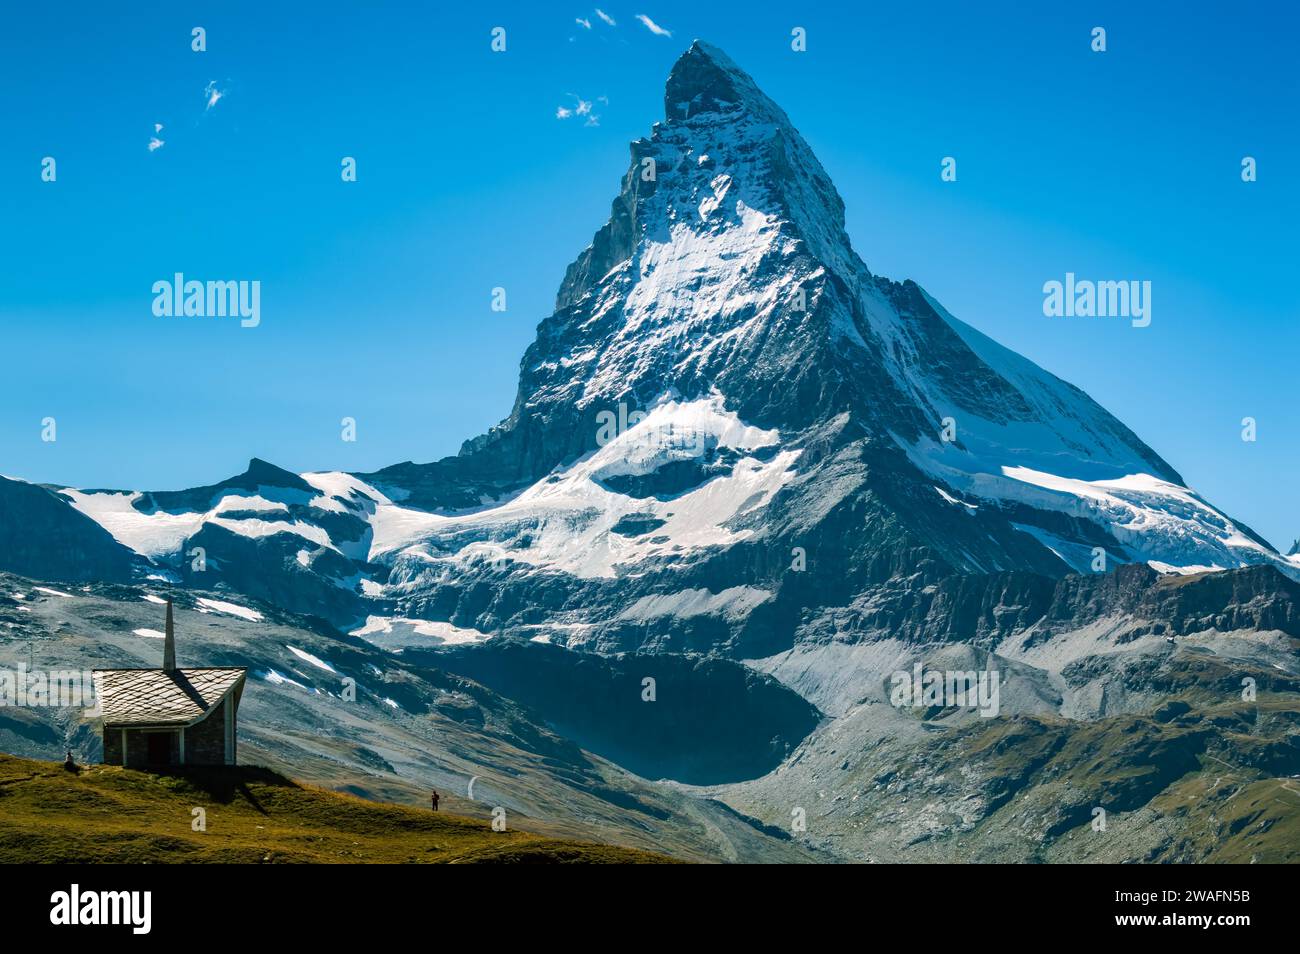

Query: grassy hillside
[0,755,678,864]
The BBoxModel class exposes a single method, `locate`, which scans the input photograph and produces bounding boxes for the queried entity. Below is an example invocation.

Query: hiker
[63,750,76,771]
[431,790,440,812]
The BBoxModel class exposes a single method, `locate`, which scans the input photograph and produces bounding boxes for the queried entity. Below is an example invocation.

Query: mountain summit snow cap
[554,40,854,312]
[664,40,789,123]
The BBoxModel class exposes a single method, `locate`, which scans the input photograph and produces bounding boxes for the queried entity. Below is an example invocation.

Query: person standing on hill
[431,790,440,812]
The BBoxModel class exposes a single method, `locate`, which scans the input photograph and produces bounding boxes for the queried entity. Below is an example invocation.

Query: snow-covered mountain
[17,42,1293,658]
[353,44,1283,593]
[4,42,1299,863]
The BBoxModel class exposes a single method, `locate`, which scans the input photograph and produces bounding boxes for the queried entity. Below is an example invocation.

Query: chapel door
[146,732,171,765]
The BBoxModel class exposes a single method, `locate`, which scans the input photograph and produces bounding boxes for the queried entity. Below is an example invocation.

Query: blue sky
[1,1,1296,549]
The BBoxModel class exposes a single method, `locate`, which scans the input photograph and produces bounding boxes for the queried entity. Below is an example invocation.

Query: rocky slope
[0,477,137,583]
[713,647,1300,863]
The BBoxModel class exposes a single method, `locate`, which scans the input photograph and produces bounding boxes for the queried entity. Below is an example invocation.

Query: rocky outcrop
[131,457,315,513]
[796,562,1300,650]
[0,477,135,582]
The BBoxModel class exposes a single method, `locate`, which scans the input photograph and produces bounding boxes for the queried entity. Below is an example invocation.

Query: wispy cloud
[595,8,616,26]
[636,13,671,36]
[556,93,604,127]
[148,137,165,152]
[203,80,226,110]
[576,17,591,29]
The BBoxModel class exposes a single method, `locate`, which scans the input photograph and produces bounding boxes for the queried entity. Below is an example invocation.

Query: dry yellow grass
[0,754,678,864]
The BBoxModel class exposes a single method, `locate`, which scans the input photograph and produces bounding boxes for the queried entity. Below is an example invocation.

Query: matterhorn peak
[356,39,1286,592]
[552,42,854,313]
[663,40,788,123]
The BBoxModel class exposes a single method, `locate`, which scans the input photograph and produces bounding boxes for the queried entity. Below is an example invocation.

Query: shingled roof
[92,667,246,727]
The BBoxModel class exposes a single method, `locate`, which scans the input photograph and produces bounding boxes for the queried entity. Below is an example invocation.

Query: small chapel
[93,600,247,767]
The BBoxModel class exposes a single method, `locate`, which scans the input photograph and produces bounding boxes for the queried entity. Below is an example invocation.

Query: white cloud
[203,80,226,110]
[595,8,616,25]
[154,123,164,133]
[556,93,603,126]
[636,13,671,36]
[576,17,591,28]
[148,137,165,152]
